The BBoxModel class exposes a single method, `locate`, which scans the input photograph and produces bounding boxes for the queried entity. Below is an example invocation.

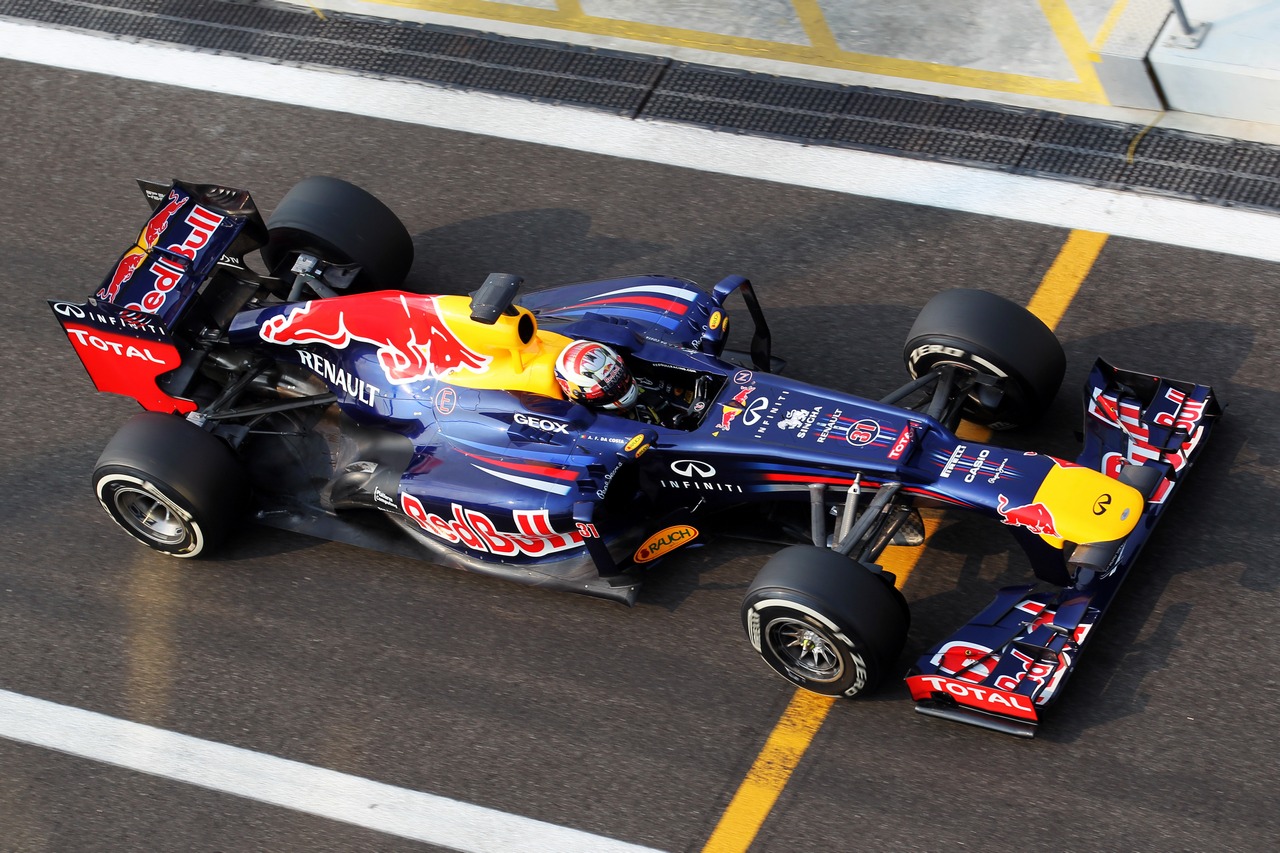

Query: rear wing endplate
[49,298,196,414]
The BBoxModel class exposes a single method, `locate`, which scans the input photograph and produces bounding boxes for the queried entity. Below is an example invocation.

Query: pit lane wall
[291,1,1280,129]
[1146,0,1280,125]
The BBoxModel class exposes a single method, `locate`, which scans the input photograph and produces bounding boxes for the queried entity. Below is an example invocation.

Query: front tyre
[742,546,909,698]
[904,288,1065,429]
[92,413,248,558]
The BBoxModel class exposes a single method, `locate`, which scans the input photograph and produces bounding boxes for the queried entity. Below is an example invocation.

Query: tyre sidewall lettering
[95,472,204,557]
[746,597,870,697]
[908,344,1008,379]
[908,345,1028,426]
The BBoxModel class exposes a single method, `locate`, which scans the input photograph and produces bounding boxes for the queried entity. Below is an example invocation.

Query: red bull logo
[97,248,146,302]
[400,496,583,558]
[97,190,218,307]
[141,188,188,248]
[717,405,743,431]
[260,293,490,384]
[124,256,186,313]
[995,494,1059,537]
[164,204,225,262]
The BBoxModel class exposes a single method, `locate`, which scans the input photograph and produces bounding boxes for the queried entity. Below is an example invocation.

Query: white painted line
[0,689,664,852]
[3,20,1279,263]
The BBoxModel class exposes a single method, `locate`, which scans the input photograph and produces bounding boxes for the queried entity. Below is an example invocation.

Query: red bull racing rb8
[51,177,1222,737]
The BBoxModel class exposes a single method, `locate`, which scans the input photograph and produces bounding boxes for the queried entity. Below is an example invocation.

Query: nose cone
[1033,463,1144,546]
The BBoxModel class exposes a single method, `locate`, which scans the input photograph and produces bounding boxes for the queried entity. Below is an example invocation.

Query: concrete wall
[1149,0,1280,124]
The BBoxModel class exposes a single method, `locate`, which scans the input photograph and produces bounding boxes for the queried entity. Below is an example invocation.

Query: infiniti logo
[52,301,86,318]
[670,459,716,478]
[741,396,770,426]
[1093,493,1112,515]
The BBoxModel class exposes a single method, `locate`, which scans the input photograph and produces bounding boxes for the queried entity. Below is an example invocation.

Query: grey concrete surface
[290,0,1280,140]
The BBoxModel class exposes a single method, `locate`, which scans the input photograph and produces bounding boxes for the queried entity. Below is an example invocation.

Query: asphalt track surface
[2,58,1279,852]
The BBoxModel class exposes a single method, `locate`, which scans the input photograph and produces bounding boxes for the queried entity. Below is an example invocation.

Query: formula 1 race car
[51,178,1221,737]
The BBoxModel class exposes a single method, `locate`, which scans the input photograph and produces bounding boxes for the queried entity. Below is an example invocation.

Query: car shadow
[404,208,666,294]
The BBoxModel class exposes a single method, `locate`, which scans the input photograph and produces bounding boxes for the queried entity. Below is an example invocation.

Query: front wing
[906,359,1222,736]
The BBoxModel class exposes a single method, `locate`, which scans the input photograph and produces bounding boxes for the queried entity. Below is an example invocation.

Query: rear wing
[51,179,270,414]
[906,359,1222,736]
[94,179,267,327]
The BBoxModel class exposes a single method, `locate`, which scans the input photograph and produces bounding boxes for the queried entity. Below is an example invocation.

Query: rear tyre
[92,413,249,558]
[262,176,414,294]
[742,546,909,698]
[903,288,1065,429]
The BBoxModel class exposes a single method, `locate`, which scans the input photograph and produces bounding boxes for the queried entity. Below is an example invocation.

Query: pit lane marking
[3,21,1277,262]
[311,0,1109,103]
[0,689,664,853]
[1026,229,1110,329]
[702,230,1107,852]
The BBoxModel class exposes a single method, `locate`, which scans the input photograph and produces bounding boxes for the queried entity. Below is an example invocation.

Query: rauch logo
[633,525,698,564]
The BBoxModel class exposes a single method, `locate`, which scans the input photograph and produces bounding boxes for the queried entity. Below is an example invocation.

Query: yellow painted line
[789,0,840,54]
[700,229,1107,852]
[1090,0,1132,50]
[1123,110,1167,163]
[1025,229,1108,329]
[1038,0,1108,98]
[701,689,835,853]
[358,0,1109,102]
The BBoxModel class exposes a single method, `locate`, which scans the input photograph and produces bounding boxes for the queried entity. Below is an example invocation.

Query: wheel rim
[112,485,189,545]
[766,616,844,683]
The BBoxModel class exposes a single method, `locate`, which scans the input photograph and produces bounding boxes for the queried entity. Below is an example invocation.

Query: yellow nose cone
[1031,463,1144,546]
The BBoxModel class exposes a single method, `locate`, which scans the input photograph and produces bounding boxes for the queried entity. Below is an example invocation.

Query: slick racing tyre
[92,413,249,558]
[262,176,414,294]
[903,288,1065,429]
[742,546,909,698]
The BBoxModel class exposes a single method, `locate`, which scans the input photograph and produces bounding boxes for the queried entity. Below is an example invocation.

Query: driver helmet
[554,340,639,411]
